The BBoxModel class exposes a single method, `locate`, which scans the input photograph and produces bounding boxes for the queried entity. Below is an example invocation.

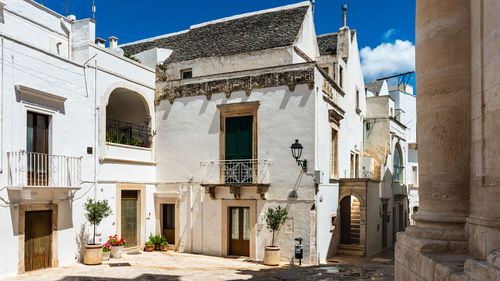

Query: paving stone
[3,251,395,281]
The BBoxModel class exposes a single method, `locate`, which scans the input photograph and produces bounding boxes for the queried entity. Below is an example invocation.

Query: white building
[0,0,414,277]
[0,0,155,276]
[122,1,367,264]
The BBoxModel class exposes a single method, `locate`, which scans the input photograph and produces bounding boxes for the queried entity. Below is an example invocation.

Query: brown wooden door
[121,190,138,248]
[229,207,250,256]
[25,211,52,271]
[340,196,351,244]
[162,204,175,245]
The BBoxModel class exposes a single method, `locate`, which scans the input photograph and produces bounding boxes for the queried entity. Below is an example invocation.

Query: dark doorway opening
[161,204,175,245]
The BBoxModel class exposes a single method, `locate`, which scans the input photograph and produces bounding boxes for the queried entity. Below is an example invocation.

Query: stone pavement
[4,251,394,281]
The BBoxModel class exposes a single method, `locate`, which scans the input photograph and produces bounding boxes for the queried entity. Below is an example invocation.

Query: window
[355,153,360,178]
[330,128,339,179]
[339,66,344,88]
[350,152,355,178]
[218,102,259,184]
[393,144,403,182]
[355,89,360,113]
[333,63,336,81]
[181,69,192,79]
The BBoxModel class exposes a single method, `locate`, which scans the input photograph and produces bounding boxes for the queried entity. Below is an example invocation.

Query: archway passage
[340,196,361,245]
[106,88,151,148]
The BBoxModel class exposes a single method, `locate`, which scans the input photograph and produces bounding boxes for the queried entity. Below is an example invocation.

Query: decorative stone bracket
[202,184,270,200]
[156,68,315,104]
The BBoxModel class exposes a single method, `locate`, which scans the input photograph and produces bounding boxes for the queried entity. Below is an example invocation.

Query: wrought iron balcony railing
[106,119,152,148]
[200,159,271,185]
[7,151,81,188]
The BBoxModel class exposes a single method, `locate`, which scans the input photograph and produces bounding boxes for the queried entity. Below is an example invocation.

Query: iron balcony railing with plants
[106,119,152,148]
[200,159,271,185]
[7,151,81,188]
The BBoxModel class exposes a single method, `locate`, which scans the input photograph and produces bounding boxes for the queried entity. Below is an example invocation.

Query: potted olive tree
[83,198,112,265]
[263,205,288,266]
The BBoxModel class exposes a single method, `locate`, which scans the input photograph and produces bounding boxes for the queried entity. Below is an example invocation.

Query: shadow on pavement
[58,273,181,281]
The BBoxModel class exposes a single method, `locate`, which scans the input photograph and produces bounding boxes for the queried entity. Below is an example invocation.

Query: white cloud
[360,39,415,81]
[382,28,396,41]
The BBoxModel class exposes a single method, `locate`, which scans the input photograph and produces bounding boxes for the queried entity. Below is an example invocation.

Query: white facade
[0,0,155,277]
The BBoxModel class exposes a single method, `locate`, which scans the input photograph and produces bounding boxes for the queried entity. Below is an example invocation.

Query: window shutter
[225,116,253,160]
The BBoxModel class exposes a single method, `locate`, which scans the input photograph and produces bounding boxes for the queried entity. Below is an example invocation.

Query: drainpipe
[83,54,98,200]
[93,59,98,200]
[0,37,4,174]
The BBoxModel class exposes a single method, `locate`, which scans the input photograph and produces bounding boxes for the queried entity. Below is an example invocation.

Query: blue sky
[41,0,416,85]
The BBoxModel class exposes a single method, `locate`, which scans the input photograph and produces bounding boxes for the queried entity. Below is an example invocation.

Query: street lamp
[290,139,307,172]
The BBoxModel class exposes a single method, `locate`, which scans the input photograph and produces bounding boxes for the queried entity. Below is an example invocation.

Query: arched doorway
[106,88,151,148]
[340,196,361,245]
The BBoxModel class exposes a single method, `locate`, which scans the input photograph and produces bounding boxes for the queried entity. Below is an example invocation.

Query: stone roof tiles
[121,3,310,64]
[365,80,384,95]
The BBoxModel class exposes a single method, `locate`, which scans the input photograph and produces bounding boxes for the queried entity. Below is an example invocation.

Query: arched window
[106,88,151,148]
[394,144,403,182]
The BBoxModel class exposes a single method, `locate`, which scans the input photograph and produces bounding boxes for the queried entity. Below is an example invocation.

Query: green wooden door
[225,116,253,183]
[121,190,138,248]
[25,211,52,271]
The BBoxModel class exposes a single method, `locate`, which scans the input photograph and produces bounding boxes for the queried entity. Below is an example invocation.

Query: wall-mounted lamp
[290,139,307,172]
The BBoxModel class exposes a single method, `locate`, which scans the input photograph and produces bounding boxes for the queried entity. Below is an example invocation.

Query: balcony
[7,151,81,189]
[106,119,152,148]
[200,159,271,199]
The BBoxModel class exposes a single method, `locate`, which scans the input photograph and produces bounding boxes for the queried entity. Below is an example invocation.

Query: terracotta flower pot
[145,245,154,252]
[111,245,124,258]
[263,246,280,266]
[83,244,103,265]
[161,244,168,251]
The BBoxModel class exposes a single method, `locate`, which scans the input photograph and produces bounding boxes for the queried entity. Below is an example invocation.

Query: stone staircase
[350,197,361,244]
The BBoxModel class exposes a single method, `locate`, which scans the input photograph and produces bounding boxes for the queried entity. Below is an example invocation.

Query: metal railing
[106,119,152,148]
[322,80,339,104]
[7,151,81,188]
[200,159,271,185]
[343,168,374,179]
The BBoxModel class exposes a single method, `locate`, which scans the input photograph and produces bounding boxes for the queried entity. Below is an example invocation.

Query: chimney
[342,4,348,27]
[109,36,118,50]
[95,37,106,48]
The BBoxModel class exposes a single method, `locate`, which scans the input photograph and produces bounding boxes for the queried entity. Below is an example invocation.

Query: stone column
[404,0,471,249]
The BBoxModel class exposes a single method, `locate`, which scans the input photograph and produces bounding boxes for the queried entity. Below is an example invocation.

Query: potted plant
[102,242,111,261]
[161,241,169,251]
[144,241,154,252]
[108,235,126,258]
[83,198,112,265]
[149,233,165,251]
[263,205,288,266]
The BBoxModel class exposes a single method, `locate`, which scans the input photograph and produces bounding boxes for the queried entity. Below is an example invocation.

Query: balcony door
[229,207,250,256]
[27,112,49,186]
[224,116,253,183]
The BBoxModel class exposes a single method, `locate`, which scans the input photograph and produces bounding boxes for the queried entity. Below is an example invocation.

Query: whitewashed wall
[0,0,155,277]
